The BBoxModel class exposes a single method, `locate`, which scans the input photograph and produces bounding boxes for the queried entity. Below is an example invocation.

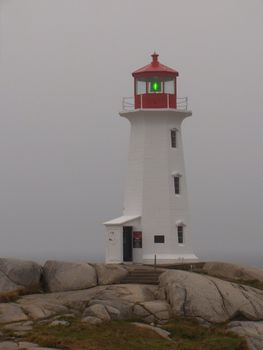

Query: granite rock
[159,270,263,323]
[203,262,263,284]
[43,260,97,292]
[0,303,28,323]
[0,258,42,297]
[228,321,263,350]
[95,264,128,285]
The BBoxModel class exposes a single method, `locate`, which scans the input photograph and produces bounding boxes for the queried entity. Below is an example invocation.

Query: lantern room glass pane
[150,80,161,92]
[148,80,163,93]
[164,80,175,94]
[136,80,146,95]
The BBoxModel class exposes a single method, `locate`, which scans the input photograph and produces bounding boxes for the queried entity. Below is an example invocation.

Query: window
[171,129,177,148]
[150,80,161,92]
[154,235,165,243]
[174,176,180,194]
[136,80,146,94]
[148,79,163,93]
[177,226,184,244]
[164,80,175,94]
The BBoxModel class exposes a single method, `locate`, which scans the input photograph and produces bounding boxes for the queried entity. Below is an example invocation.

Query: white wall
[105,225,123,263]
[105,217,142,263]
[121,109,197,263]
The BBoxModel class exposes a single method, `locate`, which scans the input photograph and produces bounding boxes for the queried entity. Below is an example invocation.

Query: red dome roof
[132,53,179,78]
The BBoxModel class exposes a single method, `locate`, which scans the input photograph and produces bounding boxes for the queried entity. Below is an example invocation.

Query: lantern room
[132,52,179,109]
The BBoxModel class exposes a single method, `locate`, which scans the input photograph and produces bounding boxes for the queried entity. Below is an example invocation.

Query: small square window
[174,176,180,194]
[171,129,177,148]
[177,226,184,244]
[154,235,165,243]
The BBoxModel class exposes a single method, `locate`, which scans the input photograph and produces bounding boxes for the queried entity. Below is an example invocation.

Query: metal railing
[176,97,188,111]
[122,97,135,111]
[122,96,189,111]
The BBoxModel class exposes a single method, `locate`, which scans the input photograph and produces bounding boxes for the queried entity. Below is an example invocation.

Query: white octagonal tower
[104,53,198,264]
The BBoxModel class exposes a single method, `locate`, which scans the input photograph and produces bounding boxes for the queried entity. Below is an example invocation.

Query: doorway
[123,226,133,262]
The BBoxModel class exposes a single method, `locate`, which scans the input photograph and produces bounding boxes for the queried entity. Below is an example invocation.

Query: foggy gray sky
[0,0,262,267]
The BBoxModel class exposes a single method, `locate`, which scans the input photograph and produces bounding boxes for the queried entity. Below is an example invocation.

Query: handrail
[122,96,188,111]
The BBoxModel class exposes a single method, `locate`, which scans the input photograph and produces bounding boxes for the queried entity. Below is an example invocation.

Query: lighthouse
[104,53,198,264]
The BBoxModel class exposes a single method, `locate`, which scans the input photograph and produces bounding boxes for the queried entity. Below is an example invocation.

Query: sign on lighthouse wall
[104,53,198,264]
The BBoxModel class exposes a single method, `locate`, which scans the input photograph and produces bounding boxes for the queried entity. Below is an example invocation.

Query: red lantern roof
[132,52,179,78]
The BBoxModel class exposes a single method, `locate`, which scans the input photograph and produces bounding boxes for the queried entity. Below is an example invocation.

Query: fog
[0,0,262,267]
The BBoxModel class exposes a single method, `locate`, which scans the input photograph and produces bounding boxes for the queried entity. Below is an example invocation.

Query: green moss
[22,318,248,350]
[163,318,247,350]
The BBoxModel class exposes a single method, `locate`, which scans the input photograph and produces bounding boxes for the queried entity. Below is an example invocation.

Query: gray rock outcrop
[95,264,128,285]
[3,320,33,336]
[83,303,111,321]
[0,258,263,350]
[203,262,263,284]
[133,300,171,324]
[159,270,263,323]
[0,258,42,297]
[82,316,102,324]
[228,321,263,350]
[17,286,107,320]
[43,260,97,292]
[0,341,63,349]
[16,284,158,322]
[0,342,18,350]
[83,284,157,321]
[0,303,28,323]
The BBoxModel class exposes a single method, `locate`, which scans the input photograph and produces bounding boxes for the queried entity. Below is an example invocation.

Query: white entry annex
[104,53,198,264]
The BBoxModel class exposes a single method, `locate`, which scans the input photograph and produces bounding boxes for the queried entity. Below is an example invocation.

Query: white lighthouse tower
[104,53,198,264]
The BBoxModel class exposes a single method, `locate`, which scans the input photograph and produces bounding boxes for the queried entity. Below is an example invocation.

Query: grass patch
[163,318,248,350]
[0,289,25,303]
[0,285,43,303]
[23,318,248,350]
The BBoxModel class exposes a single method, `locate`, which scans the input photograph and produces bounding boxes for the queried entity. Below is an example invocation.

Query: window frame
[147,80,163,94]
[136,80,146,95]
[177,226,184,244]
[174,176,180,194]
[154,235,165,243]
[171,129,177,148]
[164,79,175,94]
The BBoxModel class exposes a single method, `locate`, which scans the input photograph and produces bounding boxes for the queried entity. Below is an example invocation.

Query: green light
[150,80,161,92]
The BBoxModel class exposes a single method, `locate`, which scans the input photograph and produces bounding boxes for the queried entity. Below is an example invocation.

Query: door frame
[123,226,133,262]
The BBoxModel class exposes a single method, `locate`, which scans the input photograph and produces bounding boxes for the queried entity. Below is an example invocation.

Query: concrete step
[120,269,163,285]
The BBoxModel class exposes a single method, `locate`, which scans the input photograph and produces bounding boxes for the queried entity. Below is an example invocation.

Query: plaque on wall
[133,231,142,248]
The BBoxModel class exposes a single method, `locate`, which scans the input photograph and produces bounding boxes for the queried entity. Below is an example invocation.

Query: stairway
[120,268,163,285]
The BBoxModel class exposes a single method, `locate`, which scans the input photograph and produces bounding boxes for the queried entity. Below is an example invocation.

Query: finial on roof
[151,52,159,66]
